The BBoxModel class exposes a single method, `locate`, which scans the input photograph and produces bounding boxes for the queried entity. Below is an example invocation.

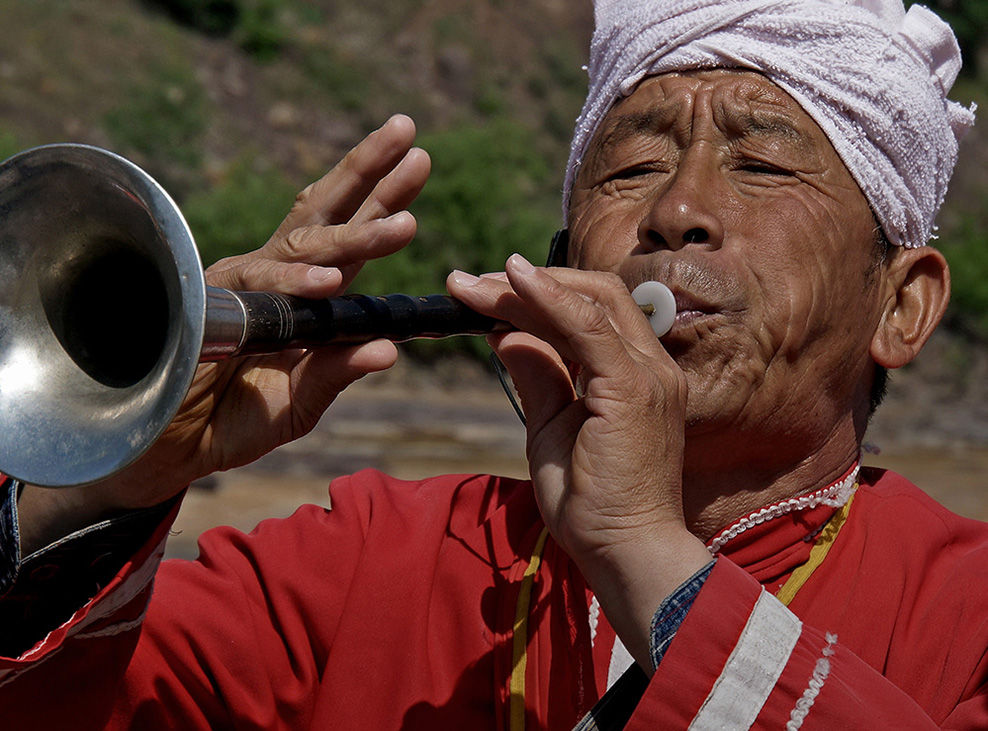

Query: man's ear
[870,246,950,369]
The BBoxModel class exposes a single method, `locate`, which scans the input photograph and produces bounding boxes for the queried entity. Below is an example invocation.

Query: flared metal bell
[0,144,207,486]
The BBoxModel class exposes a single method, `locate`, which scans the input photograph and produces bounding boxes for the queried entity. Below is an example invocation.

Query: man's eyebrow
[595,106,812,150]
[729,110,813,148]
[596,105,679,149]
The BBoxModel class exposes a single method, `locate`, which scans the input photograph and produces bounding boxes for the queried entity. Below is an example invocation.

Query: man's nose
[637,157,725,252]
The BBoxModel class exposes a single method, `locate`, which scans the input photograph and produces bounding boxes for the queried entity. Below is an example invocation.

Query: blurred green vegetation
[102,59,210,190]
[941,213,988,338]
[298,46,373,113]
[233,0,293,60]
[142,0,294,59]
[0,133,25,163]
[937,75,988,342]
[141,0,240,36]
[183,157,299,264]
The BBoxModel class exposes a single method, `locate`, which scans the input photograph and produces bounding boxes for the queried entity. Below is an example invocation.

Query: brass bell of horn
[0,144,208,488]
[0,144,513,488]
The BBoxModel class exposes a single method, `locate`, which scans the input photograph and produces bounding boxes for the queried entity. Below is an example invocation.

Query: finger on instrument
[204,258,344,298]
[450,259,664,372]
[487,329,583,436]
[285,339,399,431]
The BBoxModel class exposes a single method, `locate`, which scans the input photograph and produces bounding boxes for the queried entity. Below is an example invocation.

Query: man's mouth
[622,259,746,336]
[665,289,722,331]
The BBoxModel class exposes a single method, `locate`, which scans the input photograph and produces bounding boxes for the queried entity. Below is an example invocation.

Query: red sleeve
[628,559,987,730]
[0,469,519,730]
[0,471,374,730]
[108,473,382,730]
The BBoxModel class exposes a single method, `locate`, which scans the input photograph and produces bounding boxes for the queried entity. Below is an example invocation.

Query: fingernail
[307,266,340,283]
[507,253,536,276]
[386,210,414,226]
[451,270,481,286]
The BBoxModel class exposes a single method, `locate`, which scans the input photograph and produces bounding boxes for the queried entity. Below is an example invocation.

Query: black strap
[572,664,650,731]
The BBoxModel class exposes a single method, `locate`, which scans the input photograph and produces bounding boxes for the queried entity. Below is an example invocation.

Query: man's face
[567,69,886,454]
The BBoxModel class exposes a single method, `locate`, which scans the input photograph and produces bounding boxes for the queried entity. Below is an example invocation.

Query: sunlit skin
[449,69,947,671]
[567,69,897,531]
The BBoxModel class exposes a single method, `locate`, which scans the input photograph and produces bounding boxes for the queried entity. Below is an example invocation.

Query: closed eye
[614,165,656,179]
[737,160,793,176]
[608,163,671,181]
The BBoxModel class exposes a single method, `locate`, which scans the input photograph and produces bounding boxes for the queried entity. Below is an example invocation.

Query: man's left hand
[448,255,712,673]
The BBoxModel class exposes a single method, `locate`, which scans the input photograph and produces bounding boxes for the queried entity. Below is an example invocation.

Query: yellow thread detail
[510,526,551,731]
[776,489,857,607]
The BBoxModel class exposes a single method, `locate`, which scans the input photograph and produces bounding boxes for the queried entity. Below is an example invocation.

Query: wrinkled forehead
[600,71,813,137]
[581,70,833,173]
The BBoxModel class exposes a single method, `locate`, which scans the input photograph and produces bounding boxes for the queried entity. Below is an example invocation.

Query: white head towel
[564,0,976,248]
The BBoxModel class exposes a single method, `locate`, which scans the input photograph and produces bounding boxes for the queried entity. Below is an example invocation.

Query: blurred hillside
[0,0,591,298]
[0,0,985,446]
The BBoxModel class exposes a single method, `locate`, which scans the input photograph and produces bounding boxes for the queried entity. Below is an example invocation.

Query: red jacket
[2,467,987,729]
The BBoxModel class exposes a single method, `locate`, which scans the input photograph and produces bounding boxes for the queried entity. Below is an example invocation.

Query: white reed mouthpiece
[631,281,676,337]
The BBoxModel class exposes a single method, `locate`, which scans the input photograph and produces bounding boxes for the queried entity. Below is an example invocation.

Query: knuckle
[290,184,316,214]
[234,258,272,288]
[658,370,689,411]
[205,252,245,277]
[239,258,304,294]
[585,272,631,309]
[204,253,252,288]
[285,182,333,227]
[582,306,614,337]
[336,149,371,187]
[338,146,360,171]
[281,226,320,260]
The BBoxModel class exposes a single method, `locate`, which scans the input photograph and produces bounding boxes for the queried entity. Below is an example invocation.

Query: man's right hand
[17,114,431,554]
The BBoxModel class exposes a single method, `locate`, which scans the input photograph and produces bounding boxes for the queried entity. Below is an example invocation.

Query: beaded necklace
[707,464,860,555]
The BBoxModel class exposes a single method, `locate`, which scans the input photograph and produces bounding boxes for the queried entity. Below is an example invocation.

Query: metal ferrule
[201,287,248,361]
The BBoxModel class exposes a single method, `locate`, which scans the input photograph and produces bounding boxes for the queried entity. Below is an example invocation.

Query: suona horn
[0,144,674,488]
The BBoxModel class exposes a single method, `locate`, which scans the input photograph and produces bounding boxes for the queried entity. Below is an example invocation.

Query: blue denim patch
[649,559,716,669]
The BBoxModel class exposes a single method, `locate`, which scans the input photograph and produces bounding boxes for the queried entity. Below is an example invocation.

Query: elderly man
[0,0,982,728]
